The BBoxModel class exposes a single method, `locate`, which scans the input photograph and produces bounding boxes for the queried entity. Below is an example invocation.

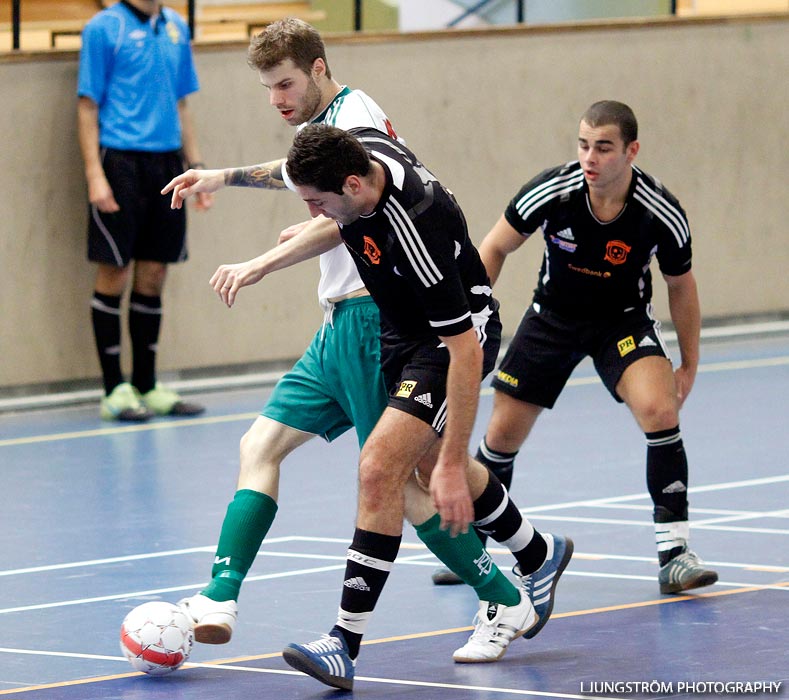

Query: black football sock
[646,426,690,566]
[91,292,123,394]
[129,292,162,395]
[331,528,401,659]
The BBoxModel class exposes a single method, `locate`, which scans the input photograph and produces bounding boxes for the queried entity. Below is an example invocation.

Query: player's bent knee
[633,400,680,432]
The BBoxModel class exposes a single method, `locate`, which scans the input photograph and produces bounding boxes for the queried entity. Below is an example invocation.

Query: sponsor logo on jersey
[166,21,182,44]
[604,239,632,265]
[496,370,519,387]
[363,236,381,265]
[555,227,575,241]
[396,380,417,398]
[550,235,578,253]
[568,263,611,278]
[617,336,636,357]
[343,576,371,591]
[414,393,433,408]
[639,336,657,348]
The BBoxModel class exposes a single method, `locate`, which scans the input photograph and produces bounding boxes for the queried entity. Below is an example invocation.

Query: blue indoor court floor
[0,323,787,699]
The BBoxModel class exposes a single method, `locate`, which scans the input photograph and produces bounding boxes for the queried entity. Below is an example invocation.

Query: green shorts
[262,296,387,447]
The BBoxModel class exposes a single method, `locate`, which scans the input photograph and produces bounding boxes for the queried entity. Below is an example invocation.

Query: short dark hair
[287,124,371,195]
[581,100,638,146]
[247,18,332,77]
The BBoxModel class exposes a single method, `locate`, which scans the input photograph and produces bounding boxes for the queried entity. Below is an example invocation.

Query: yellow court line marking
[0,412,260,448]
[2,582,787,696]
[3,355,788,449]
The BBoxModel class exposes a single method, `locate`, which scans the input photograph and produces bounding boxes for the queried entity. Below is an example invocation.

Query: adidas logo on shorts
[414,393,433,408]
[639,336,657,347]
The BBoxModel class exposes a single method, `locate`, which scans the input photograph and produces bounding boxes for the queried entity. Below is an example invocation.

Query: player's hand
[193,191,215,212]
[674,364,696,408]
[278,221,309,244]
[161,169,225,209]
[429,457,473,537]
[209,258,266,308]
[88,174,120,213]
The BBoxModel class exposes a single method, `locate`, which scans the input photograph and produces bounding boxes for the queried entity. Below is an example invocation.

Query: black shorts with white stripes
[381,315,502,434]
[491,302,670,407]
[87,148,187,267]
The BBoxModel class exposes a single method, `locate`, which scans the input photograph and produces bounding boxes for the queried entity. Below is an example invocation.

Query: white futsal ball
[120,601,194,675]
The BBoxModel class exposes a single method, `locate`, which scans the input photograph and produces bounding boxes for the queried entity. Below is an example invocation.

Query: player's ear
[626,139,640,162]
[311,57,326,81]
[343,175,362,195]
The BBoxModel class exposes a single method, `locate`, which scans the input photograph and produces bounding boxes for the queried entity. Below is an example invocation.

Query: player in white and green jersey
[162,20,540,662]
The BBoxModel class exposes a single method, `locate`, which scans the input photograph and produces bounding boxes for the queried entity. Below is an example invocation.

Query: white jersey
[301,87,400,307]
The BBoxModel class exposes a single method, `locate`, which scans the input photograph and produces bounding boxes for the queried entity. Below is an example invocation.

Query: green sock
[414,514,520,606]
[202,489,278,602]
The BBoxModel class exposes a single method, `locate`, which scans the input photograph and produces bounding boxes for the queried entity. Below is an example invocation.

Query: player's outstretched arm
[210,216,342,308]
[161,158,288,209]
[429,329,483,536]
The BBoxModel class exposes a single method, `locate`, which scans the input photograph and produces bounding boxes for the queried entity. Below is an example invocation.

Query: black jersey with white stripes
[340,127,498,341]
[504,160,692,319]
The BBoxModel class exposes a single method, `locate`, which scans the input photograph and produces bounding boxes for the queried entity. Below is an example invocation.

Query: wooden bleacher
[676,0,788,15]
[0,1,324,51]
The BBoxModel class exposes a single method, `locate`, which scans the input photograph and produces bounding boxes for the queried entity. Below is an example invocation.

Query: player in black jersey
[273,125,573,688]
[448,101,717,596]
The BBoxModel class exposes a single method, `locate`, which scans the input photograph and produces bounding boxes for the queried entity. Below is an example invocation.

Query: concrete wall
[1,15,787,390]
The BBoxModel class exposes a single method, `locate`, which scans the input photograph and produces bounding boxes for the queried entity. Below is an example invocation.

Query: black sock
[332,529,401,659]
[129,292,162,395]
[473,471,546,575]
[646,426,689,565]
[91,292,123,394]
[474,438,517,546]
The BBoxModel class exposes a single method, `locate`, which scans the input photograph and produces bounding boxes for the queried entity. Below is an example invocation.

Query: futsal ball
[119,601,194,675]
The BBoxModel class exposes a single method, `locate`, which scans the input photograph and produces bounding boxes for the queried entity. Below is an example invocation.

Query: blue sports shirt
[77,1,199,152]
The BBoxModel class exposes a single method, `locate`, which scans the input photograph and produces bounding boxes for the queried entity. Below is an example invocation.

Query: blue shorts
[262,297,387,447]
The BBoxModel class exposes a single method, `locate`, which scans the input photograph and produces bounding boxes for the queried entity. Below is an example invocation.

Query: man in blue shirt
[77,0,212,420]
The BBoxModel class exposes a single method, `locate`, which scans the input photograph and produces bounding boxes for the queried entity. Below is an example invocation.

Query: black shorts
[87,148,188,267]
[381,313,502,434]
[491,303,671,407]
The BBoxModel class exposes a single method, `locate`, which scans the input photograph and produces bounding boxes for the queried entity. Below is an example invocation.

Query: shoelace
[303,635,343,654]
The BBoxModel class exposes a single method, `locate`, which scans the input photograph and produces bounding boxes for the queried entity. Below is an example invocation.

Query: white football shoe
[453,590,538,663]
[178,593,238,644]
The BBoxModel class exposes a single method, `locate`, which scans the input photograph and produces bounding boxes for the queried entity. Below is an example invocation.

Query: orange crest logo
[604,240,632,265]
[363,236,381,265]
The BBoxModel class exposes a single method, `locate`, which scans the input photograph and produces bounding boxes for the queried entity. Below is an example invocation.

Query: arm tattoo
[223,159,286,189]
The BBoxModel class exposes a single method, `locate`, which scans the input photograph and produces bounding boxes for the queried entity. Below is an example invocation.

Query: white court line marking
[559,572,789,591]
[693,509,789,526]
[584,504,780,517]
[0,552,441,616]
[0,648,121,662]
[520,473,789,514]
[0,536,350,577]
[523,513,789,535]
[2,565,786,617]
[1,475,786,579]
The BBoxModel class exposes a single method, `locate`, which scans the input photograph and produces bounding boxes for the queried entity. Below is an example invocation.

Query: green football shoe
[141,383,205,417]
[100,382,153,422]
